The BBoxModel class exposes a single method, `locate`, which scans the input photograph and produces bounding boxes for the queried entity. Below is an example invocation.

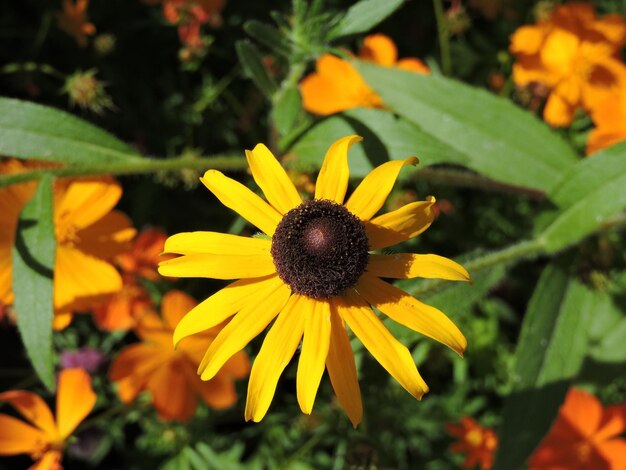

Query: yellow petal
[326,302,362,428]
[199,281,291,380]
[246,144,302,214]
[345,157,418,220]
[338,290,428,399]
[297,298,331,414]
[200,170,282,236]
[158,252,276,279]
[314,135,363,203]
[245,294,305,422]
[0,415,48,455]
[163,231,271,255]
[173,274,283,346]
[0,391,56,437]
[367,253,470,281]
[55,368,97,439]
[365,196,436,250]
[54,246,122,310]
[54,178,122,231]
[357,273,467,356]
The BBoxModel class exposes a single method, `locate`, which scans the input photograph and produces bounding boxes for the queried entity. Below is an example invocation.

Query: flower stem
[432,0,452,76]
[0,155,248,187]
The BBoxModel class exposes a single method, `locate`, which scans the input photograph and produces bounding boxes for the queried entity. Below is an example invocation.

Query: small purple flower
[60,347,106,373]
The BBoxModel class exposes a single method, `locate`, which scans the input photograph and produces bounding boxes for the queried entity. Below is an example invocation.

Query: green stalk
[432,0,451,76]
[0,155,248,187]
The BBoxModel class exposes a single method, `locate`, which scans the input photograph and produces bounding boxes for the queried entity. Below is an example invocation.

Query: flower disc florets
[271,199,369,300]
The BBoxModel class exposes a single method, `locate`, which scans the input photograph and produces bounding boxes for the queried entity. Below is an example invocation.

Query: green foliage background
[1,0,626,469]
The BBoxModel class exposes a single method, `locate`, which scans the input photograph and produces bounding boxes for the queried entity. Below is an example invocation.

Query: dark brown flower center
[271,199,369,300]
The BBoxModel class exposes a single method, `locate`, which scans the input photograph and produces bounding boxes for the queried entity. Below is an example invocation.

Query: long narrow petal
[31,450,62,470]
[56,368,97,440]
[246,144,302,214]
[54,178,121,230]
[245,294,305,422]
[163,231,271,255]
[0,391,56,436]
[345,157,418,220]
[368,253,470,282]
[200,170,282,236]
[158,252,276,279]
[365,197,436,250]
[314,135,362,203]
[337,290,428,400]
[0,415,47,455]
[297,299,331,414]
[357,274,467,356]
[326,301,362,428]
[199,282,291,380]
[173,274,282,346]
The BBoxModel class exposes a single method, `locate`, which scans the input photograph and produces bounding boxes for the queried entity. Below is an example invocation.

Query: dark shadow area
[13,218,54,279]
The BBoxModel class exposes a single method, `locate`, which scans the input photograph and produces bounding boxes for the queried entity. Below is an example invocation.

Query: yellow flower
[510,3,626,127]
[0,368,97,469]
[159,135,469,427]
[300,34,429,116]
[0,160,136,329]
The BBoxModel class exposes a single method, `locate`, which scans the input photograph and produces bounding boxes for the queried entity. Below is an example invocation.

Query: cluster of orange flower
[0,160,248,469]
[300,33,430,116]
[510,3,626,154]
[449,388,626,470]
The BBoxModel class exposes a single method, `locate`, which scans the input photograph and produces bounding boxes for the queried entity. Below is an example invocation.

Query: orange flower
[0,160,136,329]
[529,388,626,470]
[300,33,429,115]
[587,91,626,155]
[447,416,498,470]
[0,368,97,469]
[162,0,224,26]
[510,3,626,127]
[109,290,250,421]
[92,275,153,331]
[115,228,167,281]
[55,0,96,48]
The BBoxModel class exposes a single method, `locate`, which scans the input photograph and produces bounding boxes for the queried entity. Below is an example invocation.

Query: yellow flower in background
[56,0,96,48]
[300,34,429,116]
[0,368,97,469]
[510,3,626,127]
[0,160,136,329]
[159,135,469,427]
[109,290,250,421]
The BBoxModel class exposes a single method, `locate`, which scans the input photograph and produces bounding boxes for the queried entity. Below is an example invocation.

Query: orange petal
[30,450,62,470]
[109,343,168,403]
[359,34,397,66]
[396,58,430,74]
[326,303,362,428]
[365,197,436,250]
[54,178,122,231]
[75,210,136,260]
[145,360,197,421]
[0,391,56,437]
[0,415,48,455]
[55,368,97,440]
[161,290,197,331]
[559,388,602,438]
[54,246,122,311]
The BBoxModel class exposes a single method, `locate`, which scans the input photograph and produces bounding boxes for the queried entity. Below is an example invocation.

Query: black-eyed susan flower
[159,135,469,427]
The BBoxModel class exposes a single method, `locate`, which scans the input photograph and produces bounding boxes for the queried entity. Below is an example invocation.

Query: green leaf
[12,175,56,391]
[0,97,141,164]
[272,86,304,136]
[329,0,406,39]
[357,63,578,192]
[287,107,467,177]
[244,20,290,57]
[236,41,278,98]
[494,260,597,470]
[537,141,626,253]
